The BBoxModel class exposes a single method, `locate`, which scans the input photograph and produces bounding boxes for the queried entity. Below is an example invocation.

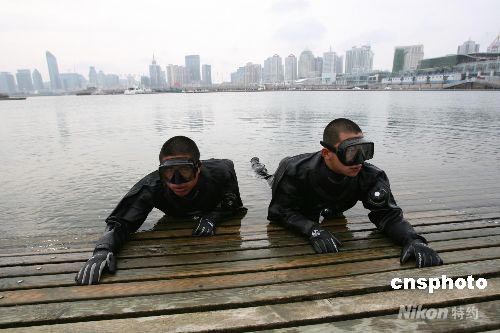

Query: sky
[1,0,499,82]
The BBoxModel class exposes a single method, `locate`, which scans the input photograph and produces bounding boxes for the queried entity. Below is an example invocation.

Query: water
[1,91,499,238]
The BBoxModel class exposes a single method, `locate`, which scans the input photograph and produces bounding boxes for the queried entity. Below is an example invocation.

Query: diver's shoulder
[359,162,389,181]
[202,158,236,181]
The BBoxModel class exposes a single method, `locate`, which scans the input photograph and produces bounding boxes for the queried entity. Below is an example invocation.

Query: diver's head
[159,136,201,197]
[320,118,374,177]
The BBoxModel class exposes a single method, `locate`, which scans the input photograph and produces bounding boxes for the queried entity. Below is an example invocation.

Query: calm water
[1,91,499,237]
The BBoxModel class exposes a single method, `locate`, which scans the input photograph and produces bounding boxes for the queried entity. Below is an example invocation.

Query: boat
[0,93,27,100]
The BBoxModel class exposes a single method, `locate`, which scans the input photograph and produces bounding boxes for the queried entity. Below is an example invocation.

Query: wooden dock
[1,193,499,331]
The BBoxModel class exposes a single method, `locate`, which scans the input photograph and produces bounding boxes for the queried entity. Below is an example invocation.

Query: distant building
[97,70,106,88]
[345,45,373,75]
[46,51,62,91]
[487,35,500,53]
[32,69,44,92]
[285,54,297,83]
[88,67,98,88]
[149,56,163,89]
[298,49,316,79]
[185,55,201,84]
[141,76,151,88]
[263,54,284,83]
[315,57,323,79]
[0,72,17,94]
[16,69,34,93]
[335,55,344,74]
[418,53,500,75]
[104,74,120,89]
[230,62,261,86]
[202,64,212,85]
[60,73,86,91]
[457,40,480,55]
[166,64,186,88]
[392,45,424,73]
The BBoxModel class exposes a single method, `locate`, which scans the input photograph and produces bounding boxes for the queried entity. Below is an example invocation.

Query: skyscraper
[202,64,212,85]
[32,69,44,92]
[298,50,316,79]
[263,54,284,83]
[167,65,186,88]
[335,55,344,74]
[457,40,480,55]
[0,72,17,94]
[16,69,34,93]
[149,56,162,89]
[285,54,297,83]
[88,67,98,88]
[322,48,338,83]
[314,57,323,78]
[391,45,424,73]
[345,45,373,75]
[46,51,62,91]
[185,55,201,84]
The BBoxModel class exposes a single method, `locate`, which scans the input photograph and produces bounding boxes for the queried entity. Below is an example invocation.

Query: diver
[75,136,246,285]
[252,118,442,268]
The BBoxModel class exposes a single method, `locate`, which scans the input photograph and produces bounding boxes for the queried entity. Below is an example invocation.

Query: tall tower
[202,64,212,85]
[32,69,44,91]
[298,49,315,79]
[285,54,297,83]
[16,69,34,93]
[185,55,201,84]
[149,55,162,89]
[88,66,98,87]
[345,45,373,75]
[46,51,62,91]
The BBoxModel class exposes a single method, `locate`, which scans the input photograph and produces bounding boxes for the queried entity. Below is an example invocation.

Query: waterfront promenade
[0,195,499,331]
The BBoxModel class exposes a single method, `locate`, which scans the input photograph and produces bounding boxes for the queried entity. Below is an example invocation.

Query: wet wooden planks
[0,206,499,332]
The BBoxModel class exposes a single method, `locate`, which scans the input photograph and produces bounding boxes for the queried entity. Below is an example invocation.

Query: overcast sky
[1,0,499,82]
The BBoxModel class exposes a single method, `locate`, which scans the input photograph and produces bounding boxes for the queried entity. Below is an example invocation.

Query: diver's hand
[192,215,216,236]
[309,226,342,253]
[400,239,443,268]
[75,250,116,285]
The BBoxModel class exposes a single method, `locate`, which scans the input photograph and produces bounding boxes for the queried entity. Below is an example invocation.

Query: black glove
[309,226,342,253]
[75,250,116,285]
[400,239,443,268]
[192,214,216,236]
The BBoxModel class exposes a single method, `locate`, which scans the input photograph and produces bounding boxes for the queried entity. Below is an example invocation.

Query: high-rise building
[0,72,17,94]
[322,48,339,83]
[345,45,373,74]
[166,65,186,88]
[285,54,297,83]
[97,70,106,88]
[185,55,201,84]
[46,51,62,91]
[32,69,44,92]
[88,67,98,88]
[315,57,323,79]
[457,40,480,55]
[230,63,261,86]
[263,54,284,83]
[149,56,163,89]
[16,69,34,93]
[202,64,212,85]
[487,35,500,53]
[298,49,316,79]
[60,73,86,91]
[391,45,424,73]
[335,55,344,74]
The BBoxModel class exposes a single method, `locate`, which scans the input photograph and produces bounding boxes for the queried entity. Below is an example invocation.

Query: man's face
[322,131,364,177]
[160,154,201,197]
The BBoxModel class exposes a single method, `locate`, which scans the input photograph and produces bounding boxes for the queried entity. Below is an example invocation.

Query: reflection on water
[0,91,499,237]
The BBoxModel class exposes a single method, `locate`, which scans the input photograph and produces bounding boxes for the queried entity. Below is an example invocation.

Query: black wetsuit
[267,152,425,245]
[95,159,246,253]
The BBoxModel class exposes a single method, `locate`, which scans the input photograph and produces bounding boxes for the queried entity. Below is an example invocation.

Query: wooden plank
[2,277,498,332]
[0,219,498,278]
[0,246,498,306]
[0,262,498,328]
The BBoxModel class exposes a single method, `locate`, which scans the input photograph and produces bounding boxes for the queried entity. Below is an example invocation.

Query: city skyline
[1,0,499,82]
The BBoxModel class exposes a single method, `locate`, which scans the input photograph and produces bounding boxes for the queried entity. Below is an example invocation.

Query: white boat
[124,87,145,95]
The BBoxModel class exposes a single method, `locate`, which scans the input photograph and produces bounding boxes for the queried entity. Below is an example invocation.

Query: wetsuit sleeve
[210,161,246,221]
[268,174,317,236]
[95,180,156,253]
[361,171,426,246]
